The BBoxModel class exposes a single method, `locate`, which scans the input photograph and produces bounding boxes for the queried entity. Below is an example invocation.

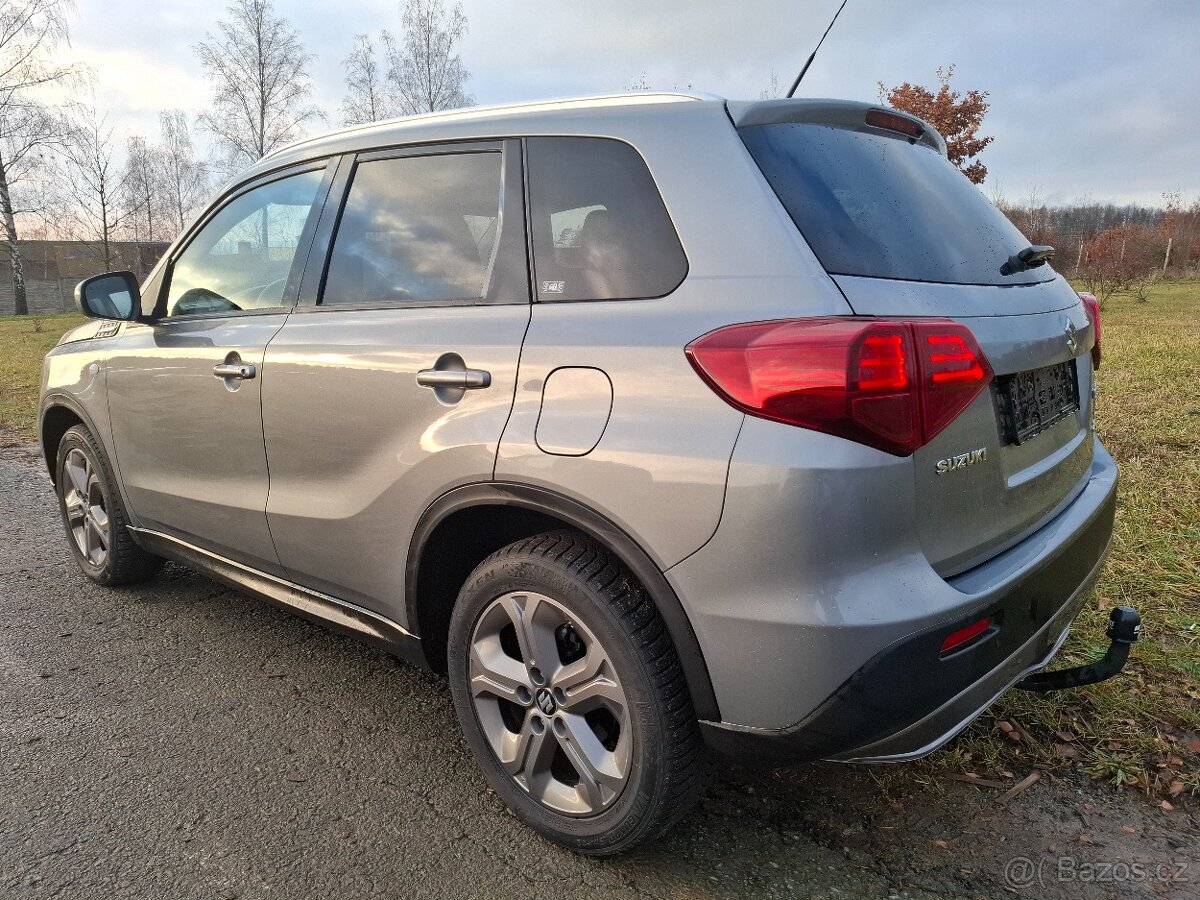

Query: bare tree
[117,113,210,251]
[156,110,210,238]
[44,106,134,272]
[625,71,652,92]
[122,134,160,245]
[341,33,397,125]
[194,0,322,170]
[1078,224,1163,307]
[758,68,781,100]
[0,0,83,314]
[388,0,472,115]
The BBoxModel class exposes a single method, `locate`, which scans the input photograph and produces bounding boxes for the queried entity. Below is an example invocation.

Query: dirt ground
[2,445,1195,899]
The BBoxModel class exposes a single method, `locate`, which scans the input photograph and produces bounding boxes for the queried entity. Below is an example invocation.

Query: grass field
[0,312,86,446]
[1,283,1197,794]
[940,280,1200,797]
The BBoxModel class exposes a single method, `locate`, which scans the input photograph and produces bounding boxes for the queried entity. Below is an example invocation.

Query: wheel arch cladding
[40,403,85,485]
[406,482,721,721]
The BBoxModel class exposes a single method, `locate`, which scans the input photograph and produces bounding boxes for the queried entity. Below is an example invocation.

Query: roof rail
[265,91,723,161]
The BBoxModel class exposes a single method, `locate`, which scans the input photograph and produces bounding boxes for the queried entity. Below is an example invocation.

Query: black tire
[447,530,706,855]
[55,424,164,586]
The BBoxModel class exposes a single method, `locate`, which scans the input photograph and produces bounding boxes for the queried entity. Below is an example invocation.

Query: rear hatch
[735,100,1096,575]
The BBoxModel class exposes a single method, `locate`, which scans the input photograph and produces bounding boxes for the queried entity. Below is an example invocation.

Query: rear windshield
[739,123,1053,286]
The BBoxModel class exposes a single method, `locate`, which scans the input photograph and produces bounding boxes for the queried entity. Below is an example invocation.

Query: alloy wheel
[468,590,632,816]
[63,448,110,568]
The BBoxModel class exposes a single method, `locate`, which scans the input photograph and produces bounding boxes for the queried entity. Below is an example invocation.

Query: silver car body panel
[40,92,1118,757]
[260,304,530,619]
[668,434,1116,730]
[40,323,126,485]
[104,315,290,574]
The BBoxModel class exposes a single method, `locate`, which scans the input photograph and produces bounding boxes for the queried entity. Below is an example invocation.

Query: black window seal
[294,154,355,307]
[296,139,530,314]
[152,161,334,321]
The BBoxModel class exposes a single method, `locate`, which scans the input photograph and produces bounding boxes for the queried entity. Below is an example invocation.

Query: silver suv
[41,93,1128,855]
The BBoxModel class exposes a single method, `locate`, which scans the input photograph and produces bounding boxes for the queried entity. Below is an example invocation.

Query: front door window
[166,169,325,317]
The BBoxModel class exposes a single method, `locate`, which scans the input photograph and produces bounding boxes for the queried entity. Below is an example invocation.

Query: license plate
[995,361,1080,445]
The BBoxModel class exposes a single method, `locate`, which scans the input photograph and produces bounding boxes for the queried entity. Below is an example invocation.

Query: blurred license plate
[996,361,1079,445]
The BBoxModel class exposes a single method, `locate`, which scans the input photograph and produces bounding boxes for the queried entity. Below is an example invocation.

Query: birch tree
[156,110,209,237]
[194,0,322,170]
[45,106,133,271]
[341,33,396,125]
[0,0,81,314]
[122,134,160,244]
[388,0,472,115]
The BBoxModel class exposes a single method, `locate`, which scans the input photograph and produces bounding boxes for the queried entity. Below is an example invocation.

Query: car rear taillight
[685,317,993,456]
[1078,292,1101,370]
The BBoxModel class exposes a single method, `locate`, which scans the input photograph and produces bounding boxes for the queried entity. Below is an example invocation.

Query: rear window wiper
[1000,245,1055,276]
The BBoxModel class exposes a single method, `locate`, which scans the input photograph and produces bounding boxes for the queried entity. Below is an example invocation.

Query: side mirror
[74,271,141,321]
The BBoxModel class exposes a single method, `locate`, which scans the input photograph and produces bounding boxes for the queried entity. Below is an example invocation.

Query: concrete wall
[0,277,80,316]
[1,241,168,316]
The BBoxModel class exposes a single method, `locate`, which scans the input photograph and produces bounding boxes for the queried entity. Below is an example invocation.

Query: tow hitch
[1016,606,1141,693]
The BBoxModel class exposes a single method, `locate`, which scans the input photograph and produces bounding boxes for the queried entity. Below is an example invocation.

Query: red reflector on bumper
[940,616,994,655]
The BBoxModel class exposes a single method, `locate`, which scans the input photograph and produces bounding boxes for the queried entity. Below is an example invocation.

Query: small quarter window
[322,152,504,306]
[526,138,687,302]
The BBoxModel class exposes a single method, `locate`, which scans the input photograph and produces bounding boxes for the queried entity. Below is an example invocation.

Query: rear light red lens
[1078,292,1101,370]
[913,324,992,438]
[685,317,993,456]
[856,332,909,390]
[940,616,994,655]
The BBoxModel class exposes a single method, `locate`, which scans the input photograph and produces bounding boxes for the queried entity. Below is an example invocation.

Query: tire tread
[462,529,706,854]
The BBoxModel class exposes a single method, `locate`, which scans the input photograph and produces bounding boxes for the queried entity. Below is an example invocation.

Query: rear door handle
[213,362,257,380]
[416,369,491,389]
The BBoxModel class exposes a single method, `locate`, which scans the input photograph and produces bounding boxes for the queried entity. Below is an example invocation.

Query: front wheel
[447,531,706,855]
[55,425,163,586]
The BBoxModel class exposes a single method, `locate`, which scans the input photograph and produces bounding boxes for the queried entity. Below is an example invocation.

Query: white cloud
[41,0,1200,205]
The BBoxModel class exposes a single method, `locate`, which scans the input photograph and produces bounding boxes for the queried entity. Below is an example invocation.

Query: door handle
[213,362,257,380]
[416,368,491,389]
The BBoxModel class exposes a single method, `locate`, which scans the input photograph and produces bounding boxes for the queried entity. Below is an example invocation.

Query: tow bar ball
[1016,606,1141,693]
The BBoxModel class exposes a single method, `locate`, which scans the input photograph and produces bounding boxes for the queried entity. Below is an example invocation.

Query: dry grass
[0,312,87,446]
[935,280,1200,796]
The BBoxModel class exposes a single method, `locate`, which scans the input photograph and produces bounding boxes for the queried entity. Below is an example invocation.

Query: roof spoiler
[726,98,947,157]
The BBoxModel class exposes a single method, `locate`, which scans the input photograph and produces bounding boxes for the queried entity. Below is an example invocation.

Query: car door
[106,164,334,575]
[261,141,530,623]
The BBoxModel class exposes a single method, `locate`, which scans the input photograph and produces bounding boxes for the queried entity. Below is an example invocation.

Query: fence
[1,240,168,316]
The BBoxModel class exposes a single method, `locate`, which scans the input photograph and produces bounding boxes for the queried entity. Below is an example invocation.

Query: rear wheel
[447,530,705,855]
[55,425,163,586]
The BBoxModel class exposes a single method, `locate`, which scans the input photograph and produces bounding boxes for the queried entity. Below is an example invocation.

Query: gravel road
[1,448,1194,900]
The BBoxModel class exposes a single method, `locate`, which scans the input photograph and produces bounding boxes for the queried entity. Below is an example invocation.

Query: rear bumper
[836,608,1080,763]
[680,429,1118,762]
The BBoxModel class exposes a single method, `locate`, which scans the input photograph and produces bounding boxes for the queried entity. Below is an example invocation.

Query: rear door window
[526,137,687,301]
[739,123,1052,286]
[321,151,507,306]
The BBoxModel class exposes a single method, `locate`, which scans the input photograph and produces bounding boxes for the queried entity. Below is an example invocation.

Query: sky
[51,0,1200,207]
